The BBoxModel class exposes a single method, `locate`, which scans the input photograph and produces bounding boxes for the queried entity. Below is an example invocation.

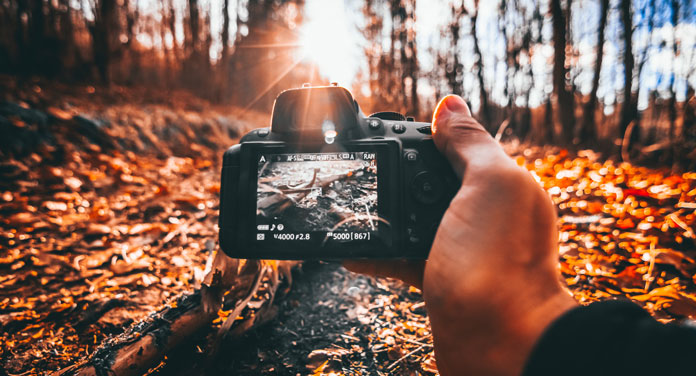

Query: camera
[218,84,458,259]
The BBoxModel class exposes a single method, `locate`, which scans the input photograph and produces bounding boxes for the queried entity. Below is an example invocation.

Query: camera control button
[416,125,432,135]
[368,119,381,130]
[392,123,406,133]
[406,227,420,243]
[257,128,270,137]
[404,150,419,162]
[411,171,443,204]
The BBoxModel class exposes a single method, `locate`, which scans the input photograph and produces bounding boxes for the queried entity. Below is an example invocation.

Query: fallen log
[51,252,297,376]
[257,166,371,217]
[54,290,214,376]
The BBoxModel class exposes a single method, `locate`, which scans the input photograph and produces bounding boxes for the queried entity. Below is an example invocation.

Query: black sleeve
[523,300,696,376]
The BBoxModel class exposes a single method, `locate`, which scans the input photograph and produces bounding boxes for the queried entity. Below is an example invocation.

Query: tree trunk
[444,4,464,97]
[167,0,178,58]
[632,0,656,147]
[684,85,695,151]
[28,0,46,74]
[551,0,575,144]
[499,0,512,136]
[668,0,680,164]
[618,0,635,143]
[217,0,232,101]
[221,0,230,60]
[410,49,419,119]
[362,0,386,107]
[545,98,554,143]
[159,0,171,86]
[92,0,117,84]
[405,0,418,118]
[124,0,139,84]
[581,0,609,144]
[471,6,490,128]
[14,0,28,72]
[188,0,199,57]
[58,0,78,75]
[398,6,408,112]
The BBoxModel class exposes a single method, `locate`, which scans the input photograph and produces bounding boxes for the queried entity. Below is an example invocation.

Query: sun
[299,0,359,86]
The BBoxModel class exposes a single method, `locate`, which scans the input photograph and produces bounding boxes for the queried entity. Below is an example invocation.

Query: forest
[1,0,696,375]
[1,0,694,162]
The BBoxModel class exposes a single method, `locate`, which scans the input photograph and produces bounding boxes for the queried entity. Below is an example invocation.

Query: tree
[442,3,465,97]
[581,0,609,144]
[124,0,140,84]
[402,0,419,118]
[551,0,575,144]
[57,0,79,77]
[362,0,387,108]
[28,0,46,73]
[618,0,635,143]
[362,0,419,117]
[498,0,534,140]
[632,0,656,145]
[667,0,680,163]
[470,1,491,127]
[91,0,119,83]
[166,0,179,64]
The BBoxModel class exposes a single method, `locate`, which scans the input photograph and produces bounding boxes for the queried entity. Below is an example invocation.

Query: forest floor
[1,79,696,375]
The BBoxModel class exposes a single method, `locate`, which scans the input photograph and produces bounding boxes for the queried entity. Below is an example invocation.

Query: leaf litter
[0,82,272,374]
[2,81,696,375]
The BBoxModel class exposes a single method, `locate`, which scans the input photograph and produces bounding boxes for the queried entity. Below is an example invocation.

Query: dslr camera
[219,84,457,259]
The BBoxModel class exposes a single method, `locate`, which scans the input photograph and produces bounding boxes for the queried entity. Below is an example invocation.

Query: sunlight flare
[299,0,359,86]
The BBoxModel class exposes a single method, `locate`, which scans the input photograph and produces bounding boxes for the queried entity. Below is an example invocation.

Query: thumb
[431,95,508,179]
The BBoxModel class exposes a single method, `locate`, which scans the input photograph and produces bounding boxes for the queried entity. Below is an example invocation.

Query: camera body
[219,85,458,259]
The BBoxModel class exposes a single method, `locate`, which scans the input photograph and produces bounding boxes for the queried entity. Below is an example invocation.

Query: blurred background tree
[0,0,694,162]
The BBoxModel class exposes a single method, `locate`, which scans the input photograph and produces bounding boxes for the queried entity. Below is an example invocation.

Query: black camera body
[219,85,458,259]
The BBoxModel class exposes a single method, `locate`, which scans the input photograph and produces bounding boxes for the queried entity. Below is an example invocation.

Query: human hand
[344,95,577,375]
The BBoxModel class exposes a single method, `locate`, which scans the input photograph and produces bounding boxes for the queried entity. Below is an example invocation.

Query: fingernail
[432,95,469,133]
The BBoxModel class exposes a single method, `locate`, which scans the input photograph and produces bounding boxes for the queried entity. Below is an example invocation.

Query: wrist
[425,271,576,375]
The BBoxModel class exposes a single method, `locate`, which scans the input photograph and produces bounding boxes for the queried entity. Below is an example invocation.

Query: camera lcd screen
[255,151,381,246]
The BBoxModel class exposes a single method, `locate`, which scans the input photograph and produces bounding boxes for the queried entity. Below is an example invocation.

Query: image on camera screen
[255,152,379,242]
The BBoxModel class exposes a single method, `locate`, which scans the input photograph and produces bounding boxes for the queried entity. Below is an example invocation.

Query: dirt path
[159,261,437,376]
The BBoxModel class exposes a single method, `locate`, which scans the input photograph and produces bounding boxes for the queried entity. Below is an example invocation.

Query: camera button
[412,171,443,204]
[406,227,420,243]
[416,125,432,135]
[392,123,406,133]
[404,150,419,162]
[257,128,270,137]
[368,119,381,130]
